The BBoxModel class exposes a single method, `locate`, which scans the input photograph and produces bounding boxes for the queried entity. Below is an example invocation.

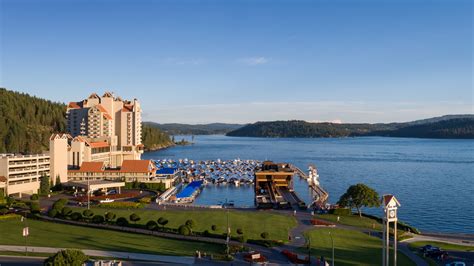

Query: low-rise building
[155,168,180,189]
[0,153,50,197]
[68,160,157,183]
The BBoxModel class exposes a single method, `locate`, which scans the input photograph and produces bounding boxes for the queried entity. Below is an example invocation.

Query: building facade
[0,153,50,197]
[65,92,143,168]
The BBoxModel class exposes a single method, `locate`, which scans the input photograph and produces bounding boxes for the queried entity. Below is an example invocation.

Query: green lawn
[408,241,474,252]
[303,228,416,266]
[316,214,383,231]
[0,216,224,256]
[71,207,297,241]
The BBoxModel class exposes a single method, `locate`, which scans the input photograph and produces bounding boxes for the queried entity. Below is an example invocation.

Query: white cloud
[237,57,269,66]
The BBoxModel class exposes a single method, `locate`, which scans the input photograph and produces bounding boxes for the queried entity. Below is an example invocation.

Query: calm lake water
[143,135,474,234]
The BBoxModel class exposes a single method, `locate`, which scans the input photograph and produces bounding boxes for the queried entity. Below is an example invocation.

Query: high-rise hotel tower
[50,92,144,172]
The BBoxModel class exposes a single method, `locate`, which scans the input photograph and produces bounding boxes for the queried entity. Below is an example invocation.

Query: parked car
[427,250,449,260]
[445,262,466,266]
[420,244,440,254]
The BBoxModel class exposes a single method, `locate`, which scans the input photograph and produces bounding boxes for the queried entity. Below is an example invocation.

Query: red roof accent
[122,105,133,112]
[103,113,113,120]
[68,102,82,109]
[0,176,7,182]
[78,162,105,172]
[120,160,154,173]
[89,141,109,148]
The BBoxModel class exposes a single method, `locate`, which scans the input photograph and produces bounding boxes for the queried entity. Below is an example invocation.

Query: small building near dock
[254,161,294,209]
[155,167,180,189]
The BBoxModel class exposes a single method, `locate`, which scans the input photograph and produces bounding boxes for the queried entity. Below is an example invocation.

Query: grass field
[316,214,383,231]
[71,207,297,241]
[408,241,474,252]
[0,216,224,256]
[303,228,416,266]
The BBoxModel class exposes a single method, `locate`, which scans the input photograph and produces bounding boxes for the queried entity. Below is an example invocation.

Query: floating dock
[292,165,329,209]
[254,161,306,209]
[174,180,203,203]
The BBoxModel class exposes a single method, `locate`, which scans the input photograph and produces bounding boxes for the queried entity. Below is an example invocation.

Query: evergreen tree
[39,174,50,195]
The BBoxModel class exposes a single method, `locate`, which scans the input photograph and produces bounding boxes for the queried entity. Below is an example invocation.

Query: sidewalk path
[0,245,195,264]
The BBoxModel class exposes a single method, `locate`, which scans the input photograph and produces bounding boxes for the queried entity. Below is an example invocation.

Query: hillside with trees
[226,116,474,139]
[0,88,173,153]
[144,122,243,135]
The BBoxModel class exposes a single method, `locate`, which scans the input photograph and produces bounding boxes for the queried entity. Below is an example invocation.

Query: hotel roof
[78,162,105,172]
[121,160,155,173]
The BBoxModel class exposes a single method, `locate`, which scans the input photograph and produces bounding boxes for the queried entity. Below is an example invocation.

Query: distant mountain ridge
[144,122,243,135]
[226,115,474,139]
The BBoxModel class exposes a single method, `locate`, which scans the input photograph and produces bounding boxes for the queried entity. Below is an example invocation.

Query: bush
[236,235,247,243]
[130,213,141,223]
[178,225,191,236]
[0,208,8,215]
[61,207,73,217]
[211,224,217,231]
[82,209,94,219]
[236,228,243,235]
[48,209,58,218]
[185,219,196,229]
[92,215,105,224]
[30,194,39,201]
[329,208,352,216]
[52,199,68,211]
[116,217,129,227]
[157,217,168,228]
[260,232,269,239]
[44,249,88,266]
[30,202,40,214]
[146,220,158,230]
[105,212,116,222]
[70,212,82,221]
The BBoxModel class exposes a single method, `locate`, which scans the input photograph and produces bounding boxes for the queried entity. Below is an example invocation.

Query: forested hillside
[145,122,243,135]
[0,88,172,153]
[0,88,66,153]
[226,116,474,139]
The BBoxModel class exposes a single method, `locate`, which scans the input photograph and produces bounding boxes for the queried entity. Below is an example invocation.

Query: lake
[143,135,474,234]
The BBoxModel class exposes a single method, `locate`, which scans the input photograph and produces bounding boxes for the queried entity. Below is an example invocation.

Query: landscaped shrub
[61,207,73,217]
[146,220,158,230]
[157,217,168,228]
[105,212,116,223]
[44,249,88,266]
[130,213,141,224]
[247,239,283,247]
[48,209,58,218]
[185,219,196,229]
[30,201,40,214]
[236,235,247,243]
[70,212,83,221]
[30,194,39,201]
[82,209,94,220]
[92,215,105,224]
[260,232,269,239]
[211,224,217,231]
[116,217,129,227]
[236,228,243,235]
[329,208,351,216]
[52,199,68,210]
[178,225,191,236]
[0,208,8,215]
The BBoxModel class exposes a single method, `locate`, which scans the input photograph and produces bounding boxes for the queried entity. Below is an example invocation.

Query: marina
[153,158,325,209]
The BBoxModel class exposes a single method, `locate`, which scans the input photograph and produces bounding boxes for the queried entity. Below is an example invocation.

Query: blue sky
[1,0,472,124]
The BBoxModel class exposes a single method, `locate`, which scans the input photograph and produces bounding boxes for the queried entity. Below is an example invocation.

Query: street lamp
[329,232,334,266]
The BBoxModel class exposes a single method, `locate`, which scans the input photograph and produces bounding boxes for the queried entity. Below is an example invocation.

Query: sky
[0,0,472,124]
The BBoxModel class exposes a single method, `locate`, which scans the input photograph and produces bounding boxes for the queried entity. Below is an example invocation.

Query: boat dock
[292,164,329,209]
[254,161,307,209]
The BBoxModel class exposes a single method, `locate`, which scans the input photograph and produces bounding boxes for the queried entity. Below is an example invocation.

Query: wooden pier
[292,165,329,209]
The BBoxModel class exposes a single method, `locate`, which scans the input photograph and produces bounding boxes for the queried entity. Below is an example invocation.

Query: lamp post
[329,232,334,266]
